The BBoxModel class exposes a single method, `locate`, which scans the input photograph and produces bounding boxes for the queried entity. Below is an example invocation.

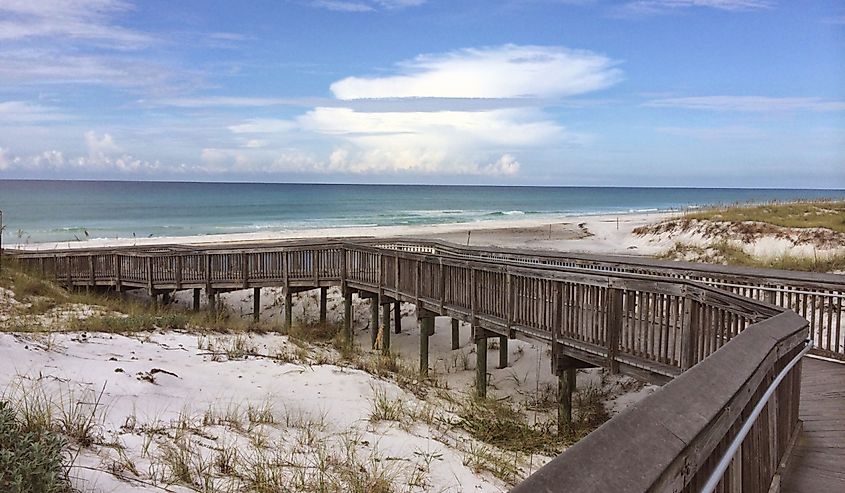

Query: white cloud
[645,96,845,112]
[621,0,772,14]
[299,107,563,145]
[289,107,566,175]
[0,101,68,122]
[85,130,119,163]
[229,119,297,134]
[309,0,425,12]
[0,0,152,47]
[0,145,162,174]
[152,97,298,108]
[330,45,621,99]
[657,125,766,140]
[0,50,198,92]
[209,45,611,177]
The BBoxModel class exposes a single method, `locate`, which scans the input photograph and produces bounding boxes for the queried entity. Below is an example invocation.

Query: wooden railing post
[115,254,122,292]
[470,267,477,326]
[415,260,421,307]
[394,255,400,299]
[146,256,153,295]
[175,255,183,289]
[681,291,700,370]
[282,251,289,290]
[88,255,95,287]
[65,257,71,289]
[205,253,212,295]
[607,287,624,373]
[340,248,347,292]
[551,281,562,367]
[506,271,514,332]
[439,261,445,311]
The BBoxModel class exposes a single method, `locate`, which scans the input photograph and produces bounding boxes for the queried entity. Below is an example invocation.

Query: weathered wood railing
[8,239,810,491]
[513,310,809,493]
[378,239,845,361]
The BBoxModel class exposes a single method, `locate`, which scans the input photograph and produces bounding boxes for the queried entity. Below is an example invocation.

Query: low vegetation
[633,200,845,272]
[0,397,77,493]
[680,200,845,233]
[659,241,845,273]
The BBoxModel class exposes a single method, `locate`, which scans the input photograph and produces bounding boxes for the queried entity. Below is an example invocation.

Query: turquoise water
[0,180,843,244]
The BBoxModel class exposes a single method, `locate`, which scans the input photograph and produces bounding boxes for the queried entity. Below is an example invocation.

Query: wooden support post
[476,328,488,398]
[498,335,508,369]
[193,288,200,311]
[343,289,353,342]
[253,287,261,323]
[382,302,391,354]
[207,288,216,314]
[451,318,460,350]
[370,297,379,349]
[558,368,576,437]
[419,317,433,376]
[393,302,401,334]
[319,287,328,325]
[284,290,293,330]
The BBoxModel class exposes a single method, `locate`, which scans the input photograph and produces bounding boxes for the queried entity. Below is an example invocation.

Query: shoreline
[12,211,674,256]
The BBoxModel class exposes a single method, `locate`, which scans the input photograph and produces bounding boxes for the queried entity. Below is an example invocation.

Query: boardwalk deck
[782,357,845,493]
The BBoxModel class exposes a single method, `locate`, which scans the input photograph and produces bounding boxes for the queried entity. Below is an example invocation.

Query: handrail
[375,239,845,361]
[700,339,813,493]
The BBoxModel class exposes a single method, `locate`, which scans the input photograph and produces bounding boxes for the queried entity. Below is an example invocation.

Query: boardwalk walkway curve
[9,238,844,492]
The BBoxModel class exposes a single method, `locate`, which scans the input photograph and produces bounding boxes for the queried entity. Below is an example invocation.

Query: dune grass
[682,200,845,233]
[660,241,845,273]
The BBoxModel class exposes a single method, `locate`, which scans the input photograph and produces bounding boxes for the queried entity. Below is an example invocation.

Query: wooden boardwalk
[782,357,845,492]
[9,239,839,492]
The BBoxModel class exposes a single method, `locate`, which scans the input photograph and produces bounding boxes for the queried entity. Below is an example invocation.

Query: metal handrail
[700,338,815,493]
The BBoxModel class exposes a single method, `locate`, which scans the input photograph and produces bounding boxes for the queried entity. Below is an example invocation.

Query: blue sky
[0,0,842,187]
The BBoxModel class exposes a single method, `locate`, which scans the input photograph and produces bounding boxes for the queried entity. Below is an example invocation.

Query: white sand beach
[16,211,673,256]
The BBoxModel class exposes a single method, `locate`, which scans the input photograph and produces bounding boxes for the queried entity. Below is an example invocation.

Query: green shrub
[0,401,72,493]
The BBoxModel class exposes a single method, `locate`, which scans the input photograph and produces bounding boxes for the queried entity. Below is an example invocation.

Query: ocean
[1,180,843,244]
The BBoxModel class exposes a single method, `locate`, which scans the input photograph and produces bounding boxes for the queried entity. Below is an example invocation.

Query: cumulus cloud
[209,45,614,177]
[330,45,621,99]
[85,130,119,163]
[645,96,845,112]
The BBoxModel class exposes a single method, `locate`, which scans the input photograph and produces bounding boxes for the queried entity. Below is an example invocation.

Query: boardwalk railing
[513,311,809,493]
[7,239,813,491]
[378,239,845,361]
